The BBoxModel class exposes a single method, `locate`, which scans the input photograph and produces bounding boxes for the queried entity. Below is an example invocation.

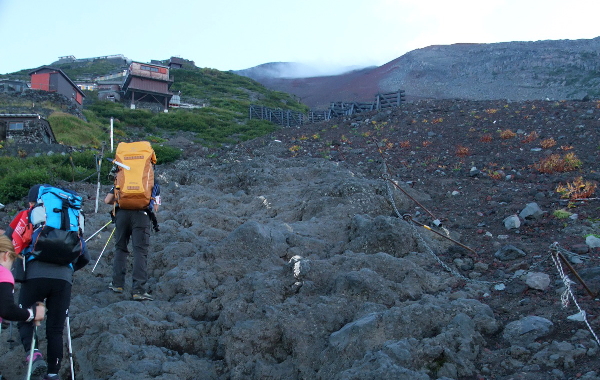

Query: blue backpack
[27,185,85,265]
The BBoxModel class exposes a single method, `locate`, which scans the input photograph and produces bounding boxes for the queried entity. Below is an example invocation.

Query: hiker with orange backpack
[105,141,160,301]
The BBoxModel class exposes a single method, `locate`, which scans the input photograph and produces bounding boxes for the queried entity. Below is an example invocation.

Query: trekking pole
[94,144,105,214]
[66,312,75,380]
[402,214,477,254]
[7,321,15,349]
[92,227,115,272]
[25,326,37,380]
[104,157,130,171]
[85,220,112,243]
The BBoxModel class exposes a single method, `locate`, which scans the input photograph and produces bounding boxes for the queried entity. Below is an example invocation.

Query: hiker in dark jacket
[104,182,160,301]
[7,185,90,380]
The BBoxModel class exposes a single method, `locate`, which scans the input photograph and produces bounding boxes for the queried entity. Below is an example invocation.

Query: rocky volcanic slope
[378,38,600,101]
[241,37,600,108]
[1,99,600,380]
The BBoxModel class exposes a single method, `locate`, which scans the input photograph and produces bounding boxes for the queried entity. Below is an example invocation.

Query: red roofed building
[29,66,86,107]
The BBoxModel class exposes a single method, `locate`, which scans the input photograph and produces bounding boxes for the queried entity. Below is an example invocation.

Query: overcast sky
[1,0,599,76]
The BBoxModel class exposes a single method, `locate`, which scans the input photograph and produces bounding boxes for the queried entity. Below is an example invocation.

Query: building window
[8,121,24,130]
[141,65,159,73]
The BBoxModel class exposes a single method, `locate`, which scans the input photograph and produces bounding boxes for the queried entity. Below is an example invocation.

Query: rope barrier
[550,243,600,347]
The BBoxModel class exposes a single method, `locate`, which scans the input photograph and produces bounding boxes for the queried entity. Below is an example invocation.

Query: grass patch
[552,209,572,219]
[49,112,106,148]
[0,144,178,204]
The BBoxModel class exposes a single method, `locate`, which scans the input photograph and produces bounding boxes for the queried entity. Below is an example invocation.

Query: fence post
[248,88,404,127]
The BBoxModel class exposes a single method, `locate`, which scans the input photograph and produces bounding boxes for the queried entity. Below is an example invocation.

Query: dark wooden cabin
[122,62,173,112]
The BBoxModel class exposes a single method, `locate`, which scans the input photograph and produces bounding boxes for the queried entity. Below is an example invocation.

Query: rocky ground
[237,98,600,378]
[0,98,599,379]
[244,100,600,334]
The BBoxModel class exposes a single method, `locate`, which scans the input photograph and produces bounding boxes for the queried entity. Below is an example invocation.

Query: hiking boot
[25,349,47,377]
[133,292,153,301]
[108,282,124,293]
[43,374,61,380]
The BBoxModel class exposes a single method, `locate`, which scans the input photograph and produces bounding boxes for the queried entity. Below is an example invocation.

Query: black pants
[18,278,71,374]
[113,209,151,294]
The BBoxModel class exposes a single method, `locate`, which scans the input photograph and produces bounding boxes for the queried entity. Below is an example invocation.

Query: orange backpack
[114,141,157,210]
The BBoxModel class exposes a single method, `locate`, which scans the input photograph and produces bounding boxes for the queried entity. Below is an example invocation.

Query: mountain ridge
[235,37,600,108]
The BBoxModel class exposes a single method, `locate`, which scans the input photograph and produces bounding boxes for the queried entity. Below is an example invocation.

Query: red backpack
[9,207,33,255]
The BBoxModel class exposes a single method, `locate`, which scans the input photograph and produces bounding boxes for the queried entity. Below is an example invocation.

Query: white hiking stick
[66,313,75,380]
[105,158,130,171]
[92,227,115,272]
[25,325,37,380]
[85,220,112,243]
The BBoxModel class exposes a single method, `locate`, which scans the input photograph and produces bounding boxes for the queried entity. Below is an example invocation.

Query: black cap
[27,185,42,203]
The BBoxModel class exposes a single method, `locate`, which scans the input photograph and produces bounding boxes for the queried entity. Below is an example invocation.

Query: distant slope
[243,67,379,109]
[236,37,600,108]
[233,62,374,80]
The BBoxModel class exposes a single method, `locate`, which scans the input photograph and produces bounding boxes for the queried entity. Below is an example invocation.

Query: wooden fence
[249,89,405,127]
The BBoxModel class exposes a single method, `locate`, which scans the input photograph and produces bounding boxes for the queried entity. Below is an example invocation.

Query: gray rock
[519,202,545,220]
[586,235,600,248]
[524,272,551,290]
[494,245,527,261]
[503,215,521,229]
[503,316,553,346]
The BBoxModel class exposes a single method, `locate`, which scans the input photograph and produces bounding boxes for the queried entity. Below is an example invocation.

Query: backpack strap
[147,209,160,232]
[59,198,69,231]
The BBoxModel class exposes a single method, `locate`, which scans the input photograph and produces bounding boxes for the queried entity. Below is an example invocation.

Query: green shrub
[552,209,572,219]
[153,144,182,164]
[0,168,51,204]
[0,151,112,204]
[236,119,278,141]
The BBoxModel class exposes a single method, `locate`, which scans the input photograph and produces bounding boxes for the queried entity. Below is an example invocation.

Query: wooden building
[168,56,195,70]
[29,66,86,107]
[122,61,173,112]
[0,114,57,144]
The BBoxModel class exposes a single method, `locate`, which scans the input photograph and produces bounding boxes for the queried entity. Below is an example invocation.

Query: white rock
[525,272,551,290]
[585,235,600,248]
[503,214,521,229]
[567,311,586,322]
